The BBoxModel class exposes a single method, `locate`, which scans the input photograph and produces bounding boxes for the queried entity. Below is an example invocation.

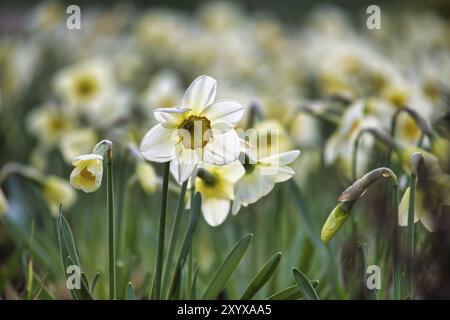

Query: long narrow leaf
[241,252,281,300]
[292,268,319,300]
[202,234,253,300]
[267,281,319,300]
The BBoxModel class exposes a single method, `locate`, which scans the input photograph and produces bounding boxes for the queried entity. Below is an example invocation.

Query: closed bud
[321,202,354,243]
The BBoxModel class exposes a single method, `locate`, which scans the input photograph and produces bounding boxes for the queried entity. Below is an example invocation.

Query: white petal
[234,170,275,206]
[216,160,245,183]
[140,124,177,162]
[274,166,295,183]
[182,75,217,113]
[202,130,240,165]
[154,107,190,129]
[231,199,242,216]
[202,198,230,227]
[398,187,419,227]
[201,100,244,132]
[72,154,103,165]
[260,150,301,166]
[170,146,199,184]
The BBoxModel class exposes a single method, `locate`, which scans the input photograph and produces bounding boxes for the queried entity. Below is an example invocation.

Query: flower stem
[151,162,170,299]
[107,148,116,300]
[390,175,401,300]
[406,174,417,298]
[161,180,188,297]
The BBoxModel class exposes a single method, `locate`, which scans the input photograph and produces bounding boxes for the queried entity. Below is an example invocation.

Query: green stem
[107,148,116,300]
[161,180,188,297]
[151,162,170,299]
[406,173,416,299]
[391,177,400,300]
[352,133,361,181]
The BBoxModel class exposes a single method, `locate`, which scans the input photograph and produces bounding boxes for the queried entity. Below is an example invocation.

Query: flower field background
[0,1,450,300]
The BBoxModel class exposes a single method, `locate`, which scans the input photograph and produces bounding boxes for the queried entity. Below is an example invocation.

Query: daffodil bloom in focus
[194,161,244,227]
[70,154,103,193]
[0,188,8,216]
[43,176,77,216]
[140,75,244,184]
[232,150,300,215]
[136,161,158,193]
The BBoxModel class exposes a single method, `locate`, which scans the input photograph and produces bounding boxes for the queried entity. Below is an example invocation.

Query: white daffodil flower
[194,160,245,227]
[69,154,104,193]
[140,75,244,184]
[232,150,300,215]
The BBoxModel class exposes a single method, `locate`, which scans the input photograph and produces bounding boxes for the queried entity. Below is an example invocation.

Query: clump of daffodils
[140,75,244,183]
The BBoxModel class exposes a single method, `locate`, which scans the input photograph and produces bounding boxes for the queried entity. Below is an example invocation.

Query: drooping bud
[321,201,355,244]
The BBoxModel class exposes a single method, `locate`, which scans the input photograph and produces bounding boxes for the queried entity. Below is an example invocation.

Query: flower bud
[321,202,354,243]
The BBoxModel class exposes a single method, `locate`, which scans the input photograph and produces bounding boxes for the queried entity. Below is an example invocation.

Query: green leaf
[167,193,202,299]
[202,234,253,300]
[66,257,93,300]
[292,268,319,300]
[241,252,281,300]
[267,281,319,300]
[57,213,81,267]
[126,282,136,300]
[90,272,101,295]
[190,264,200,300]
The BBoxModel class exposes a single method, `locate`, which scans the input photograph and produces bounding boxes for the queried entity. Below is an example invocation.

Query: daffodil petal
[182,75,216,113]
[202,130,240,165]
[154,107,190,129]
[140,124,177,162]
[202,198,230,227]
[170,146,199,184]
[398,187,420,226]
[260,150,300,166]
[216,160,245,183]
[273,166,295,183]
[201,100,244,132]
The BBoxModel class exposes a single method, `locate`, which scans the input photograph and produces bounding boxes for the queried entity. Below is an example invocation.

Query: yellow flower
[136,162,158,193]
[194,161,245,227]
[70,154,104,193]
[43,176,77,216]
[59,128,98,164]
[0,188,9,216]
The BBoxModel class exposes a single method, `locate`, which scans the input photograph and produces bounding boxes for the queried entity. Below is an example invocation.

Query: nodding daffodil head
[43,176,77,216]
[136,162,158,193]
[0,188,9,217]
[321,202,354,244]
[70,154,104,193]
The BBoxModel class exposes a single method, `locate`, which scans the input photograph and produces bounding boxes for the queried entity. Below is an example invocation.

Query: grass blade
[292,268,319,300]
[202,234,253,300]
[241,252,281,300]
[190,264,200,300]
